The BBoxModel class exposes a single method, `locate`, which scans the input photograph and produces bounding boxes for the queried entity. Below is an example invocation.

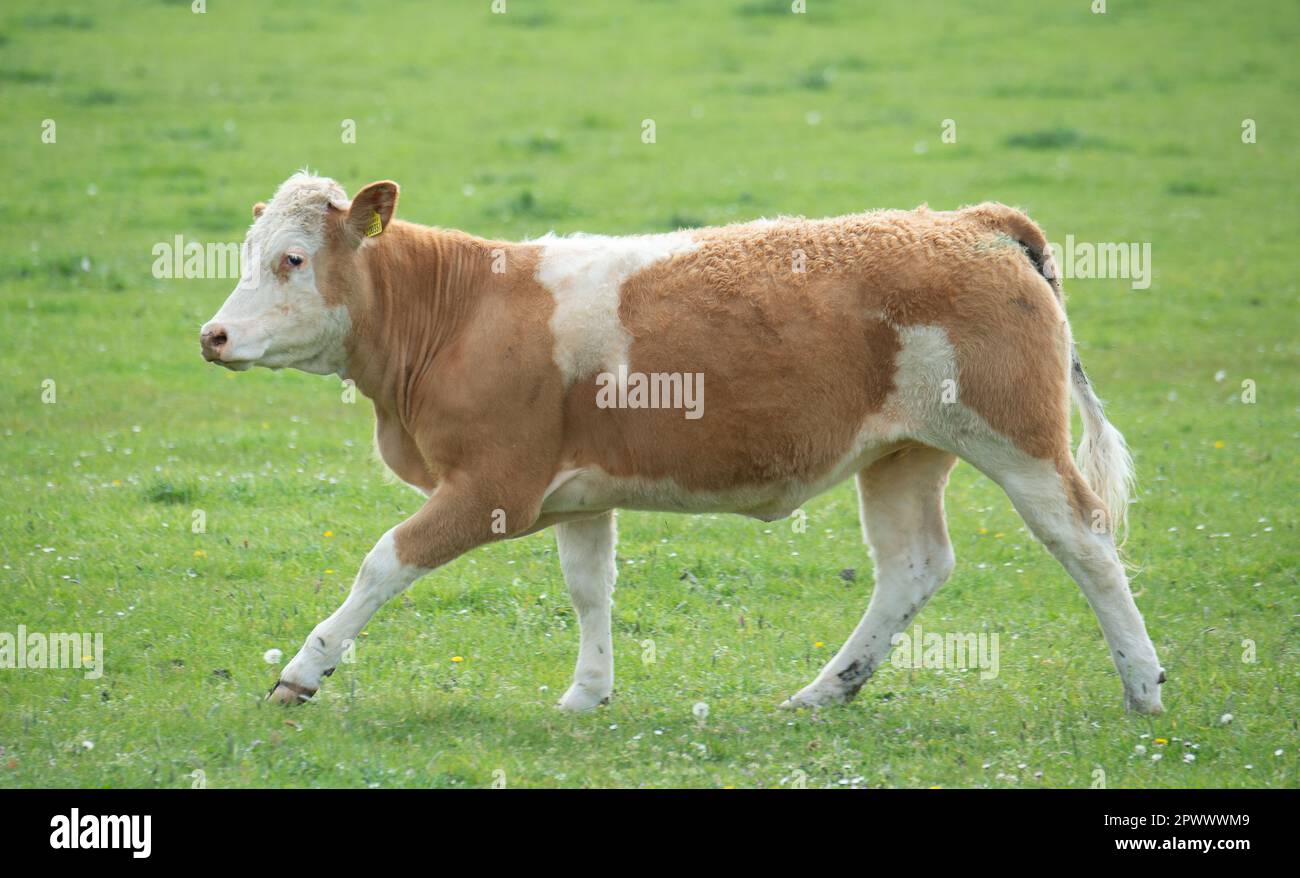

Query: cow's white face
[200,173,354,375]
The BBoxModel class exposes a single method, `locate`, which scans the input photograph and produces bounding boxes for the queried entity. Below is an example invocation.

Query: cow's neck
[344,221,487,424]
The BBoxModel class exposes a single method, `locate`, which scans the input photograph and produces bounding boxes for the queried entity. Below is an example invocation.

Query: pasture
[0,0,1296,788]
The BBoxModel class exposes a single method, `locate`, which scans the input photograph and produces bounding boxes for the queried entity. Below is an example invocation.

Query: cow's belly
[540,437,904,521]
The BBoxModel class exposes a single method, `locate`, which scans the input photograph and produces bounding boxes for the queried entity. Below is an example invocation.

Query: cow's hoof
[266,679,316,705]
[1123,685,1164,716]
[557,682,611,713]
[779,682,849,710]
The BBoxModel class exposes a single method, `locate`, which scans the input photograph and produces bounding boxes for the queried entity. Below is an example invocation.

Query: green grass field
[1,0,1296,788]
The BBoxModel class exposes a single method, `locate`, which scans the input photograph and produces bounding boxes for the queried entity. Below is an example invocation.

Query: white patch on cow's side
[534,231,700,384]
[889,324,960,417]
[872,322,1031,469]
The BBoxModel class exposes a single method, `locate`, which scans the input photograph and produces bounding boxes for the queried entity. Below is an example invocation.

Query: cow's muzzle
[200,324,228,362]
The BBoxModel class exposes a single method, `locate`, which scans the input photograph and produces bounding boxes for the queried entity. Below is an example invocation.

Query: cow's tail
[968,202,1133,542]
[1069,347,1135,543]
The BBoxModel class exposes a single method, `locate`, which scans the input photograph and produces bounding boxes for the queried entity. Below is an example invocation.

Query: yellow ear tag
[364,210,383,237]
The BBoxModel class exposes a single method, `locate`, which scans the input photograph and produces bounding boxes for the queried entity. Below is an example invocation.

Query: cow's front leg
[269,484,520,704]
[269,527,425,703]
[555,511,617,712]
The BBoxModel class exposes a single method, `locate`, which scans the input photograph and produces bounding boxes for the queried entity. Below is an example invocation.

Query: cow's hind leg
[986,456,1165,714]
[555,510,617,712]
[782,445,957,708]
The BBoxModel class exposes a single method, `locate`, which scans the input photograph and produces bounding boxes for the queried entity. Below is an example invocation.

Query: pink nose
[200,326,228,361]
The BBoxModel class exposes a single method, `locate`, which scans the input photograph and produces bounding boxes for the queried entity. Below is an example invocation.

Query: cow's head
[199,172,398,374]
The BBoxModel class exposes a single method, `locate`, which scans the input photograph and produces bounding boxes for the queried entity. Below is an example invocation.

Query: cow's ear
[252,202,267,218]
[345,181,399,240]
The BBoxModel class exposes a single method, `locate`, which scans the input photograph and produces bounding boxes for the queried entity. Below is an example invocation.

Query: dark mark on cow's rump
[1017,238,1047,277]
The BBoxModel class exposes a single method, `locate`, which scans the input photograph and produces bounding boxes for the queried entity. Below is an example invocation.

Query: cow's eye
[286,254,304,267]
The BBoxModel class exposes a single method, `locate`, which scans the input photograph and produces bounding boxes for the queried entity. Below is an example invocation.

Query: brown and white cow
[200,171,1165,714]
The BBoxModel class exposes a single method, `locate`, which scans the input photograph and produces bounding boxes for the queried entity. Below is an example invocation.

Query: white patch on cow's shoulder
[534,231,699,384]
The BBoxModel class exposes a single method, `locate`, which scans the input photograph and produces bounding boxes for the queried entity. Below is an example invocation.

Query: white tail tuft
[1070,348,1135,542]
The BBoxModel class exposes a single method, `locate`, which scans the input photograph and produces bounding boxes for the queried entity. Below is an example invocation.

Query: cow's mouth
[210,357,254,372]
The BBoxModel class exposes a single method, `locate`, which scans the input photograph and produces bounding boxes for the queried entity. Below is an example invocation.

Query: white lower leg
[784,448,956,708]
[277,528,428,697]
[555,512,617,712]
[1064,547,1164,713]
[1000,463,1164,714]
[784,544,952,707]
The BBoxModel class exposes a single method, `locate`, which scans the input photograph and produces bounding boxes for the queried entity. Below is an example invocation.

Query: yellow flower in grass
[451,655,464,663]
[1154,738,1169,746]
[193,549,206,558]
[814,641,824,649]
[323,530,334,538]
